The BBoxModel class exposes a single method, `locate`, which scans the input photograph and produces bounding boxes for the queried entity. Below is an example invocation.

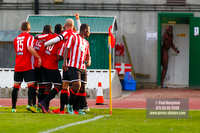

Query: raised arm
[162,26,168,41]
[75,13,81,33]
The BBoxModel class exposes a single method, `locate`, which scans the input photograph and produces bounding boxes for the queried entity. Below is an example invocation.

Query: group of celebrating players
[11,13,91,115]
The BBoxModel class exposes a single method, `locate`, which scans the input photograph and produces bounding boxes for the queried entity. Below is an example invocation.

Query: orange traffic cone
[96,82,107,105]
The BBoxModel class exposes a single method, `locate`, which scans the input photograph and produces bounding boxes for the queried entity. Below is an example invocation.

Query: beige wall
[1,0,200,85]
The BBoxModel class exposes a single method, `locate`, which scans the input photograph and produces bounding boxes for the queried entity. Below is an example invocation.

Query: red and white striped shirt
[66,32,90,70]
[13,32,35,72]
[60,29,74,41]
[60,29,76,58]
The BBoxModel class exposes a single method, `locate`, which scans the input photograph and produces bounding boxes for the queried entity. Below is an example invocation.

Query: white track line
[38,115,110,133]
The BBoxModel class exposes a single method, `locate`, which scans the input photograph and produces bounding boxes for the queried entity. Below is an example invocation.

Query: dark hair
[21,22,30,31]
[54,24,63,34]
[80,23,89,32]
[43,25,52,33]
[169,26,173,30]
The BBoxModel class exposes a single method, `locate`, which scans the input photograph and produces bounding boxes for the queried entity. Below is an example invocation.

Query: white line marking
[38,115,110,133]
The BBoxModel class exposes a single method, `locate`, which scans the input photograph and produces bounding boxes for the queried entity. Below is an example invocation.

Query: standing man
[12,22,42,113]
[44,18,75,114]
[37,24,65,114]
[63,23,91,115]
[52,14,81,114]
[161,26,179,88]
[34,25,53,112]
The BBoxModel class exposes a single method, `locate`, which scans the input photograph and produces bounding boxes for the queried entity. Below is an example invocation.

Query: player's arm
[171,43,179,53]
[62,35,74,71]
[62,48,69,71]
[57,42,65,61]
[162,26,168,41]
[85,55,91,67]
[57,55,63,61]
[44,34,64,46]
[28,46,42,66]
[75,13,81,33]
[170,35,179,53]
[171,44,179,53]
[34,35,39,40]
[34,34,48,40]
[85,45,91,67]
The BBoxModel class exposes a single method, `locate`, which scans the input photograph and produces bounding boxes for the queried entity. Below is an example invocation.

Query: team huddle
[11,14,91,115]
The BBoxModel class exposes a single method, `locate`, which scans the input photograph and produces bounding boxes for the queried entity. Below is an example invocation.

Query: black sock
[12,85,20,109]
[60,89,68,111]
[44,88,59,104]
[43,91,49,108]
[32,88,37,105]
[74,94,79,111]
[76,91,86,110]
[69,89,77,109]
[37,86,45,103]
[28,85,36,106]
[85,99,88,107]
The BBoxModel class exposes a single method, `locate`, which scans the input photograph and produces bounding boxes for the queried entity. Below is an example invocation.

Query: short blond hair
[21,22,30,31]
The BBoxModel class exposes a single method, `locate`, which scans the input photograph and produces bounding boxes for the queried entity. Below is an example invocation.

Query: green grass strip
[0,106,200,133]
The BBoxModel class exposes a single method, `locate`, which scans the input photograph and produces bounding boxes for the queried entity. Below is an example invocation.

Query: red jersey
[33,39,45,68]
[13,32,35,72]
[34,33,55,67]
[66,32,90,70]
[42,34,65,70]
[36,33,54,43]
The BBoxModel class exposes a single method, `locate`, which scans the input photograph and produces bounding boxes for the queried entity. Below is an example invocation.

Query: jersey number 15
[17,39,24,51]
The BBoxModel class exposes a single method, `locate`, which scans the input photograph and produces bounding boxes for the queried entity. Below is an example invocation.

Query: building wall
[1,0,200,85]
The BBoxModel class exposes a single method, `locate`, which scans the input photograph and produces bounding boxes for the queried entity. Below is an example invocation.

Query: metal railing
[0,2,200,11]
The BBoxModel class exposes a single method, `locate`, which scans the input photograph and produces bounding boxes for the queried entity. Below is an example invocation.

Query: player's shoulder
[67,31,77,39]
[61,30,69,35]
[40,33,52,37]
[71,31,78,36]
[18,32,33,39]
[84,38,89,44]
[56,40,65,48]
[50,33,57,37]
[23,32,33,37]
[33,38,37,43]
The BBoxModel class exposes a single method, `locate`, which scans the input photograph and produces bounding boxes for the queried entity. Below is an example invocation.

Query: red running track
[0,88,200,110]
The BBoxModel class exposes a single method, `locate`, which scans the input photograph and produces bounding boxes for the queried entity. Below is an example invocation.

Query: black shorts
[41,67,62,85]
[35,67,43,84]
[14,69,35,83]
[62,70,70,82]
[68,67,87,84]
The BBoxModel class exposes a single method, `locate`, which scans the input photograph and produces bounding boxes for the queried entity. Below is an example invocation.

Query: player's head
[21,22,31,32]
[43,25,52,34]
[54,24,63,34]
[167,26,173,36]
[64,18,74,30]
[80,23,90,38]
